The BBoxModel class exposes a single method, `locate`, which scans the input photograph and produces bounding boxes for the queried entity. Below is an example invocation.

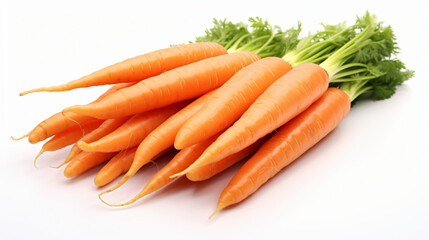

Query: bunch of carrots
[15,12,413,218]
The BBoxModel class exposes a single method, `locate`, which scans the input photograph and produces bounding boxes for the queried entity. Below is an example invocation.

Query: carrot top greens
[195,12,413,103]
[196,17,301,58]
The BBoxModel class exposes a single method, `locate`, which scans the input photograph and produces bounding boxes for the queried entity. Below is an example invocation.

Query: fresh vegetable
[54,117,131,168]
[20,82,134,144]
[62,52,260,119]
[34,119,103,167]
[19,42,227,95]
[64,151,117,178]
[174,57,291,150]
[210,87,351,218]
[77,101,190,152]
[172,63,329,177]
[94,147,137,187]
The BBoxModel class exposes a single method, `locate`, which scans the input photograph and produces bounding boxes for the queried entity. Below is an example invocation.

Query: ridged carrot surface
[94,147,137,187]
[20,42,227,95]
[34,119,103,166]
[64,151,117,178]
[64,52,260,119]
[175,57,291,149]
[174,63,329,177]
[56,117,131,168]
[25,82,134,144]
[77,101,190,153]
[211,88,350,217]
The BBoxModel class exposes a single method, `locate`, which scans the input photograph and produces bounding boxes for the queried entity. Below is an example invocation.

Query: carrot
[94,147,137,187]
[210,87,351,217]
[19,42,227,95]
[64,151,116,178]
[34,119,103,166]
[172,63,329,177]
[186,134,270,181]
[54,117,131,168]
[98,91,215,189]
[22,82,135,144]
[175,57,291,149]
[63,52,261,119]
[100,135,217,206]
[77,101,190,153]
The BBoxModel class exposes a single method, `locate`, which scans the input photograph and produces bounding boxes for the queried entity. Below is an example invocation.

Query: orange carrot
[64,151,116,178]
[20,42,227,95]
[23,82,134,144]
[100,135,218,206]
[173,63,329,177]
[101,91,215,189]
[186,135,270,181]
[63,52,260,119]
[175,57,291,149]
[54,117,131,168]
[94,147,137,187]
[34,119,103,166]
[210,88,351,217]
[78,101,190,153]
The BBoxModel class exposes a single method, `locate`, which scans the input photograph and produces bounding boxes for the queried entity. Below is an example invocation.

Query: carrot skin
[186,134,270,181]
[181,63,329,174]
[78,101,190,153]
[128,91,215,181]
[20,42,227,95]
[94,148,137,187]
[27,83,134,144]
[64,151,116,178]
[64,52,260,119]
[57,117,131,168]
[214,88,351,213]
[175,57,291,149]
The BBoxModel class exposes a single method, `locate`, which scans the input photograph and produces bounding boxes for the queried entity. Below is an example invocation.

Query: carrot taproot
[186,134,270,181]
[99,91,215,188]
[175,57,291,149]
[94,147,137,187]
[34,119,103,166]
[20,42,227,95]
[64,151,117,178]
[172,63,329,177]
[63,52,260,119]
[23,82,135,144]
[54,117,131,168]
[210,88,350,218]
[100,134,218,206]
[77,101,190,153]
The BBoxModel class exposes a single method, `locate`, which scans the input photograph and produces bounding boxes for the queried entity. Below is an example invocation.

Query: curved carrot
[20,42,227,95]
[78,101,190,153]
[25,82,135,144]
[103,134,218,206]
[210,88,351,218]
[54,117,131,168]
[64,151,116,178]
[186,134,270,181]
[173,63,329,177]
[34,119,103,166]
[94,148,137,187]
[63,52,260,119]
[175,57,291,149]
[103,91,215,188]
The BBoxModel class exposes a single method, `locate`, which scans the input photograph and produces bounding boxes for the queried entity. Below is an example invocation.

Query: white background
[1,0,428,239]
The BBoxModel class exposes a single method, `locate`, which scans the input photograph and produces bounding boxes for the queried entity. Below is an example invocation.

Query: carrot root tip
[208,207,223,220]
[11,133,30,141]
[34,149,45,168]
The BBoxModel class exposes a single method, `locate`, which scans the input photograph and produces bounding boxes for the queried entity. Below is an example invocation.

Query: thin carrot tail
[20,86,63,96]
[169,167,191,179]
[98,174,133,205]
[33,148,46,168]
[50,147,80,169]
[11,132,30,141]
[99,189,150,207]
[208,202,227,219]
